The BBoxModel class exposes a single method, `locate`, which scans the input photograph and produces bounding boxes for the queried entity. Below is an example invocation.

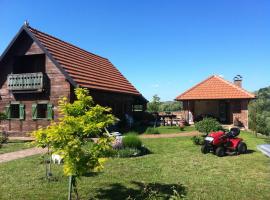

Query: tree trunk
[68,176,79,200]
[68,176,73,200]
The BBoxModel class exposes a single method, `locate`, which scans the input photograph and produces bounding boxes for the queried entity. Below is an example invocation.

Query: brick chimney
[233,75,242,88]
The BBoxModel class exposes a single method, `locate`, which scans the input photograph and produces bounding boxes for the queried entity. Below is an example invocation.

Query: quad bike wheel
[215,146,225,157]
[237,142,247,154]
[201,144,210,154]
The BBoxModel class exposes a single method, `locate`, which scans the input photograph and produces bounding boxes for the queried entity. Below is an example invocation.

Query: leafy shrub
[195,118,222,135]
[191,136,204,145]
[179,126,185,131]
[145,127,160,134]
[0,112,6,121]
[122,133,142,149]
[0,132,8,144]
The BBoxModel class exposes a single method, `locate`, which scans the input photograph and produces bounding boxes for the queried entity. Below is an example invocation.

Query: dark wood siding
[0,41,70,136]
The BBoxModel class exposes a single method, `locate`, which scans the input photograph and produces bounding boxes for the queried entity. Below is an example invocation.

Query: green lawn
[0,132,269,200]
[0,140,33,154]
[152,125,196,134]
[128,125,196,135]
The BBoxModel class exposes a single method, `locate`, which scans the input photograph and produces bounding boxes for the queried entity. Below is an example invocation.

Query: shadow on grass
[246,149,256,154]
[83,172,101,177]
[91,181,186,200]
[225,149,255,156]
[8,140,32,143]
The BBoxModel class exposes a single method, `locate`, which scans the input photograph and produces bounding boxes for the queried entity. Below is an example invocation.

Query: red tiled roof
[27,26,141,96]
[176,75,255,100]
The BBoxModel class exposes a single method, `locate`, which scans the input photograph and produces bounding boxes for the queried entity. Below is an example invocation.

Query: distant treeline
[147,95,182,112]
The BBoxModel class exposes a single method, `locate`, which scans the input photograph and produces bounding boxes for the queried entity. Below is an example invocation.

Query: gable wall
[0,41,71,136]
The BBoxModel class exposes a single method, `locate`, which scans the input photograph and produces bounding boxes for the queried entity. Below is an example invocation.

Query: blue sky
[0,0,269,101]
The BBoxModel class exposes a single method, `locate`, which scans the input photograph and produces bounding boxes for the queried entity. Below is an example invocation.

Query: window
[5,103,25,120]
[37,104,47,119]
[133,105,143,112]
[32,103,53,120]
[10,104,20,118]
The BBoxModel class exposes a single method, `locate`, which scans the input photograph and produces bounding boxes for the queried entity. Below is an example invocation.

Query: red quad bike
[201,128,247,157]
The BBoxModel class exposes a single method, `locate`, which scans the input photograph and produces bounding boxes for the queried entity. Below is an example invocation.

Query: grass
[153,125,196,134]
[0,131,269,200]
[0,140,33,154]
[128,125,196,135]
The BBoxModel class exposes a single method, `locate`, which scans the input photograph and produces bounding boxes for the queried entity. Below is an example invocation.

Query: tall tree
[147,95,161,127]
[147,95,161,113]
[249,86,270,136]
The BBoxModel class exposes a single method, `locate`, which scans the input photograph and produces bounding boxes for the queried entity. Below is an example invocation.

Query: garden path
[0,131,200,163]
[0,147,46,163]
[140,131,200,138]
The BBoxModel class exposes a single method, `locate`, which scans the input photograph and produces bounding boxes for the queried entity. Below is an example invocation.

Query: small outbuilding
[175,75,255,128]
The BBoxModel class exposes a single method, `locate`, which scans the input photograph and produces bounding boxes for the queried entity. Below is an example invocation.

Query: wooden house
[0,23,146,136]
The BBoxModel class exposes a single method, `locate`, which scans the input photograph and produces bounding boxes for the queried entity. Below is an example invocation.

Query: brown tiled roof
[176,75,255,100]
[27,26,141,96]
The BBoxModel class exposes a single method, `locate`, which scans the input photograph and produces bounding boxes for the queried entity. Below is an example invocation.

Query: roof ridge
[215,75,255,98]
[175,75,215,99]
[24,25,143,97]
[27,26,109,61]
[175,75,255,100]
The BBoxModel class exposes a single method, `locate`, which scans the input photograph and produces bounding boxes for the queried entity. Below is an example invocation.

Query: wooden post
[68,176,73,200]
[48,146,52,177]
[255,101,257,137]
[187,101,190,124]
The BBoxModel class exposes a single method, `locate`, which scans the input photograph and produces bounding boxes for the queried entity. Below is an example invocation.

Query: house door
[219,101,228,123]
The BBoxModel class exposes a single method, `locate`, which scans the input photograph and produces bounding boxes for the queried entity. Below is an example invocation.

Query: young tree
[147,95,161,127]
[147,95,161,113]
[32,88,116,200]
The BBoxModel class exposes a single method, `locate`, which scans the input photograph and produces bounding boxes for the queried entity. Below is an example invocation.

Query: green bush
[191,136,205,145]
[195,118,222,135]
[179,126,185,131]
[0,112,6,121]
[0,132,8,144]
[145,127,160,134]
[122,133,142,149]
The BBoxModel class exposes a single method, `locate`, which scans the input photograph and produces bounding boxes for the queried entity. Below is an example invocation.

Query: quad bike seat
[226,127,240,138]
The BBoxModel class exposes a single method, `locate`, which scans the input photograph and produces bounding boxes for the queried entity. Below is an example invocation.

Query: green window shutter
[19,104,25,120]
[32,103,37,120]
[47,103,53,120]
[5,105,11,119]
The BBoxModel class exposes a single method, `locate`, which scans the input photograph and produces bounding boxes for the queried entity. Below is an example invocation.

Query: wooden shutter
[5,105,11,119]
[32,103,37,120]
[47,103,53,120]
[19,104,25,120]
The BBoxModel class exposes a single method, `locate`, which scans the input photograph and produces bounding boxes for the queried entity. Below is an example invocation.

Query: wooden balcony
[7,72,45,93]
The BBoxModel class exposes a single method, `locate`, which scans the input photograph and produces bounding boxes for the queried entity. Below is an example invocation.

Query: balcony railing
[7,72,45,92]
